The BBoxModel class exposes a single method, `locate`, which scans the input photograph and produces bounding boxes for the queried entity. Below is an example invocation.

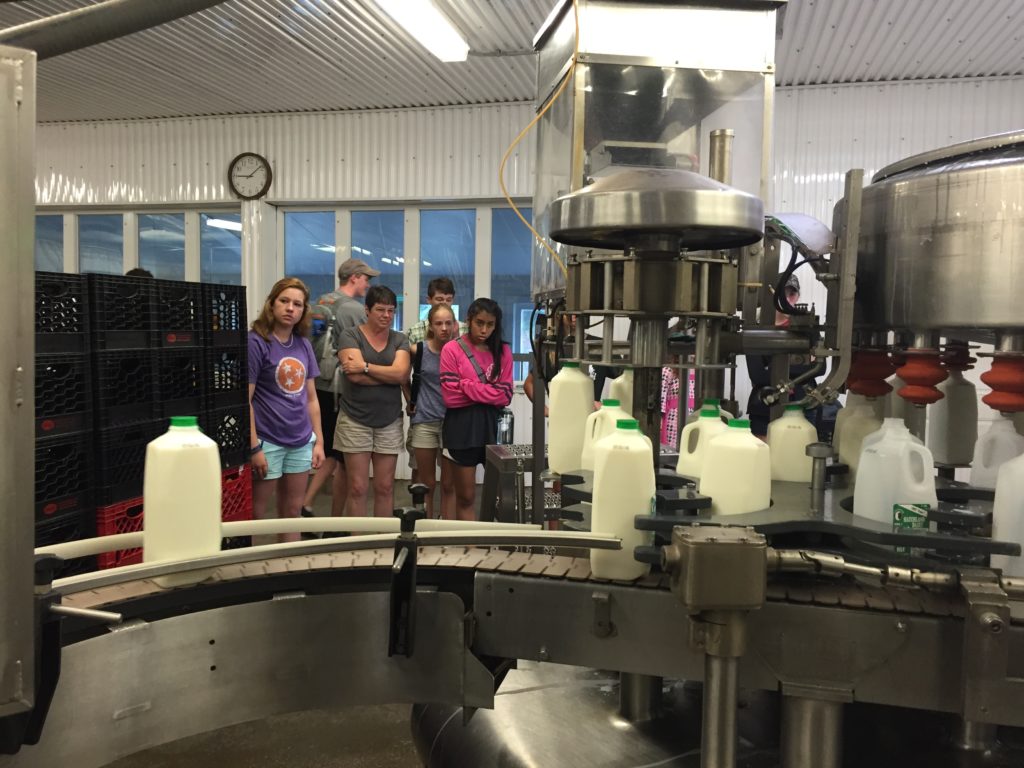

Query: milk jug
[768,405,817,482]
[837,404,883,477]
[853,422,938,530]
[990,452,1024,577]
[609,368,635,417]
[143,416,222,587]
[676,406,729,479]
[590,419,655,580]
[864,417,923,451]
[970,415,1024,489]
[548,362,595,474]
[699,419,771,516]
[685,398,735,425]
[581,399,632,471]
[833,393,884,449]
[927,368,978,465]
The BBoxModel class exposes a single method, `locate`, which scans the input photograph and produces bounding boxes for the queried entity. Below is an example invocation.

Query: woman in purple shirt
[248,277,325,541]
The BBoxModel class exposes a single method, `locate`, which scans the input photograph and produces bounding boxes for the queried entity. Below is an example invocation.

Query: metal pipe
[631,319,667,367]
[532,328,547,526]
[49,604,124,624]
[618,673,663,723]
[954,719,999,751]
[905,404,927,442]
[701,655,738,768]
[728,328,813,355]
[781,696,843,768]
[806,443,832,513]
[996,332,1024,354]
[0,0,231,60]
[602,262,614,364]
[709,129,735,185]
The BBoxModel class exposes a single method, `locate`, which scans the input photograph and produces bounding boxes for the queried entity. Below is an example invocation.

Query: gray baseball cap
[338,258,381,281]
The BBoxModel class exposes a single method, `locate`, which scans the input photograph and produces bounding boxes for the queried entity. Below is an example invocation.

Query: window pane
[420,209,475,324]
[352,210,405,331]
[78,214,123,274]
[35,215,63,272]
[490,208,533,381]
[138,213,185,280]
[284,211,335,301]
[200,213,242,285]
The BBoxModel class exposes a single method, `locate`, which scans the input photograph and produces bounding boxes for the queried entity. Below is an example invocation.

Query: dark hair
[467,297,505,382]
[251,277,312,340]
[427,277,455,298]
[125,267,153,278]
[366,284,397,310]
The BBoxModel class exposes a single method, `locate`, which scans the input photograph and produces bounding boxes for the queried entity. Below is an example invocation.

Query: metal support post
[780,695,844,768]
[702,655,739,768]
[618,673,663,723]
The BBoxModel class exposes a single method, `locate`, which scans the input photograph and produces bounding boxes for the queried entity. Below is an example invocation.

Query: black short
[444,446,486,467]
[316,388,345,463]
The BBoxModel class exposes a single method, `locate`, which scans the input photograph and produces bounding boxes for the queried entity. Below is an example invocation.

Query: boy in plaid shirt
[404,277,468,343]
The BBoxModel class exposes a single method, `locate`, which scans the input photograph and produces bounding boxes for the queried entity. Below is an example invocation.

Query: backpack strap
[456,337,488,384]
[410,342,426,403]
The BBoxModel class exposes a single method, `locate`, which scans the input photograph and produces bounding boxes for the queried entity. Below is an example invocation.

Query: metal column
[780,695,844,768]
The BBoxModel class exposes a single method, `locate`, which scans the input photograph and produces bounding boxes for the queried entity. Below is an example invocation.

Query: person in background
[402,303,458,518]
[337,285,411,517]
[523,314,617,411]
[125,267,153,277]
[440,297,513,521]
[302,259,380,523]
[248,277,325,542]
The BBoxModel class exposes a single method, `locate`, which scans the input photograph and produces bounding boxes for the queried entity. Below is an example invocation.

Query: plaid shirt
[404,318,469,345]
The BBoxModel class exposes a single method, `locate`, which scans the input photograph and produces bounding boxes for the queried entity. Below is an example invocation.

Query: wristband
[249,441,264,457]
[363,363,370,374]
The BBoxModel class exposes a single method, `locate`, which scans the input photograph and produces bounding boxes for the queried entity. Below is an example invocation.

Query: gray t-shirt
[338,326,411,428]
[332,293,367,337]
[412,343,446,424]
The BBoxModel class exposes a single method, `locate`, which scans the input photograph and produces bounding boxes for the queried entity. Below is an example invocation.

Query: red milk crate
[221,464,254,549]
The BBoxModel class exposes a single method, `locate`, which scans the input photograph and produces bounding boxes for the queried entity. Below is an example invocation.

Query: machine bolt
[895,620,907,633]
[979,612,1004,634]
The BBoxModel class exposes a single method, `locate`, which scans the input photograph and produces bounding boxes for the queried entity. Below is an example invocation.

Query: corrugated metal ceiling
[1,0,1022,122]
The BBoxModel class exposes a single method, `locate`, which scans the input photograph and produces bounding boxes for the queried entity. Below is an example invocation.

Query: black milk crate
[155,279,204,348]
[203,283,247,347]
[35,511,98,579]
[88,274,157,350]
[35,271,90,354]
[202,404,249,468]
[35,433,92,523]
[93,419,164,506]
[93,350,159,426]
[35,353,93,439]
[157,348,206,418]
[206,347,248,410]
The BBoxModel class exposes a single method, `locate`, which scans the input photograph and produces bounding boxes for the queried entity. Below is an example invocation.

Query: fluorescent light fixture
[352,245,373,256]
[377,0,469,63]
[205,218,242,232]
[313,244,337,253]
[423,260,433,267]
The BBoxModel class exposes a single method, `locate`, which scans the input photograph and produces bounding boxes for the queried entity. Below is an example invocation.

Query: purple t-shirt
[248,331,320,448]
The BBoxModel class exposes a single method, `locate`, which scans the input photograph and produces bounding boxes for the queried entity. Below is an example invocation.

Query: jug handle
[906,443,931,490]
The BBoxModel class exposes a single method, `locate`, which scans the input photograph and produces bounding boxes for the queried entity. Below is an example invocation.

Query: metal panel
[35,103,536,206]
[0,43,35,719]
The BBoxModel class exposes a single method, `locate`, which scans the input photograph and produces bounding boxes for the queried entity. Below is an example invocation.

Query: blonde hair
[426,302,456,340]
[251,277,312,341]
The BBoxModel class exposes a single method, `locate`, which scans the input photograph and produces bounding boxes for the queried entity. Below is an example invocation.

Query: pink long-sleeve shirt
[440,337,513,409]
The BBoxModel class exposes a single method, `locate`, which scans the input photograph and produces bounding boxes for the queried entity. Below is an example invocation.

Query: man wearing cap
[300,259,381,524]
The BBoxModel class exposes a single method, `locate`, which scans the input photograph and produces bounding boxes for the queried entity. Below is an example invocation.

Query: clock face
[228,152,272,200]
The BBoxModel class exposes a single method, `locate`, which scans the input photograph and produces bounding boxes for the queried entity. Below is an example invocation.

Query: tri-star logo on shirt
[275,357,307,396]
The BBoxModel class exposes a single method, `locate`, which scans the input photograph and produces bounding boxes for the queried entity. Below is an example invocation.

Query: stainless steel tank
[855,131,1024,334]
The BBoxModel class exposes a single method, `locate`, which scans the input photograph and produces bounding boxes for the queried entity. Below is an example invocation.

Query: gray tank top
[412,343,446,424]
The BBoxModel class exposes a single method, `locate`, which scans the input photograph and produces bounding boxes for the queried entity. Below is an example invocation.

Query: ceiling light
[205,218,242,232]
[377,0,469,63]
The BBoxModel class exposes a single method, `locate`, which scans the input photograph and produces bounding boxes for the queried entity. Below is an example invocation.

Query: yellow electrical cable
[498,0,580,279]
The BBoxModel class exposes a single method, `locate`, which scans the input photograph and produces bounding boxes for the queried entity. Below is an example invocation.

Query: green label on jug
[893,503,929,555]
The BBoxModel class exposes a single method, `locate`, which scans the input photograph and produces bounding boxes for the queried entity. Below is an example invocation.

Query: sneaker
[300,507,321,540]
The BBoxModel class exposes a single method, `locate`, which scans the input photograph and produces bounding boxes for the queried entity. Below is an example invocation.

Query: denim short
[262,433,315,480]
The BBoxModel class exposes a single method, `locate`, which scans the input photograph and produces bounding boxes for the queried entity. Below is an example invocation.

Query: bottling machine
[3,2,1024,768]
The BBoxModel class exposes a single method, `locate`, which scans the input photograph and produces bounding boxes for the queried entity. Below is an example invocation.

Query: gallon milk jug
[768,405,817,482]
[548,361,595,474]
[970,414,1024,489]
[833,393,884,449]
[699,419,771,516]
[927,368,978,465]
[590,419,655,580]
[854,422,938,530]
[609,368,635,417]
[990,452,1024,577]
[685,398,735,425]
[864,417,923,452]
[143,416,222,587]
[676,406,728,479]
[838,404,883,477]
[581,399,632,471]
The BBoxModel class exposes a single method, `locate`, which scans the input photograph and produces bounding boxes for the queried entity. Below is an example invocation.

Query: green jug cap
[703,398,721,406]
[170,416,198,428]
[699,407,719,418]
[616,419,639,430]
[785,404,803,412]
[602,399,620,407]
[728,418,750,429]
[562,361,580,368]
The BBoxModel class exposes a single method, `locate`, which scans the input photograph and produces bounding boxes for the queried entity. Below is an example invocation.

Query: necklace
[274,333,294,348]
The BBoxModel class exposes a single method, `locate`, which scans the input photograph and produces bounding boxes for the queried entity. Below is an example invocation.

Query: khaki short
[335,411,404,455]
[408,420,443,450]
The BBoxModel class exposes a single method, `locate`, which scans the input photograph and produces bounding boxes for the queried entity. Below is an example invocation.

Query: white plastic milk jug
[685,398,735,425]
[970,414,1024,489]
[864,417,923,451]
[581,398,632,471]
[143,416,222,587]
[990,452,1024,578]
[927,368,978,466]
[837,404,883,477]
[699,418,771,516]
[769,405,817,482]
[609,368,635,417]
[833,393,884,449]
[676,405,728,479]
[853,422,938,531]
[590,419,655,581]
[548,361,595,474]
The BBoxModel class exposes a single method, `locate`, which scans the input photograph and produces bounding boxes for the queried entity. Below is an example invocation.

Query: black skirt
[443,403,499,451]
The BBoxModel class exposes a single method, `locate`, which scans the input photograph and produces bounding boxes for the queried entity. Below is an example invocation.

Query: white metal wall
[36,102,535,206]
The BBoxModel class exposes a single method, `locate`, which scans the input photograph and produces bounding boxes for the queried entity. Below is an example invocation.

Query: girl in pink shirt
[440,298,513,520]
